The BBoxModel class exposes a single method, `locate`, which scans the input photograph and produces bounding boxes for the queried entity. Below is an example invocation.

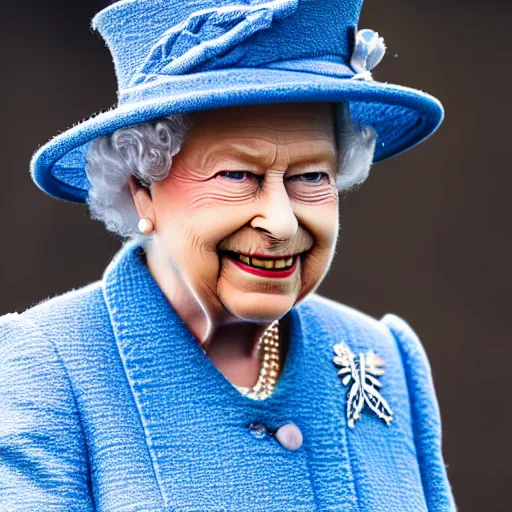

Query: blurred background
[1,0,510,509]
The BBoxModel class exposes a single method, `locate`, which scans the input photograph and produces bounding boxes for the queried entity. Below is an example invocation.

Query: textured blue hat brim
[31,67,443,203]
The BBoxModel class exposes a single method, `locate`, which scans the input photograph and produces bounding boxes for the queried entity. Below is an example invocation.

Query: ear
[128,175,155,223]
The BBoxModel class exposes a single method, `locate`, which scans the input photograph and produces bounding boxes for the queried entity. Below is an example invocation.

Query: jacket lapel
[101,244,319,508]
[102,243,206,506]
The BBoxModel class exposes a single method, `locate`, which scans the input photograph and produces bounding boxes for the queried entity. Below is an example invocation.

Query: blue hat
[31,0,444,203]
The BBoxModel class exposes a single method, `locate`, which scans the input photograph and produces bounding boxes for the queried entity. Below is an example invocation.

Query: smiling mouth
[222,251,300,278]
[226,251,296,270]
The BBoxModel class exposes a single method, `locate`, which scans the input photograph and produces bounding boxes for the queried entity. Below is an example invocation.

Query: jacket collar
[101,242,308,411]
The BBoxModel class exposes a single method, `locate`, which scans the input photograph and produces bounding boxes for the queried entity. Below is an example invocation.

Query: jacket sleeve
[381,314,457,512]
[0,313,95,511]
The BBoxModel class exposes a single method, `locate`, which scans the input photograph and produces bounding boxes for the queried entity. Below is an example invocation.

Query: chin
[220,290,298,323]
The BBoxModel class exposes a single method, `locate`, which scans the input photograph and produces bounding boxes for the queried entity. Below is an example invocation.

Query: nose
[250,181,299,240]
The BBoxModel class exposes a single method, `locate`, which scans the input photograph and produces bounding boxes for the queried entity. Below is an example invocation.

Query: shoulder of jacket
[380,313,431,373]
[23,280,107,330]
[0,312,41,350]
[302,293,391,338]
[1,280,107,354]
[300,295,431,371]
[0,311,70,388]
[0,308,85,466]
[26,280,104,315]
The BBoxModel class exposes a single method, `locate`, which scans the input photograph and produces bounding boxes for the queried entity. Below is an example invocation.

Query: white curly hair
[85,102,376,241]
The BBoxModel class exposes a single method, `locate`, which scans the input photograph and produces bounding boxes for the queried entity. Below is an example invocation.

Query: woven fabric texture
[0,243,455,511]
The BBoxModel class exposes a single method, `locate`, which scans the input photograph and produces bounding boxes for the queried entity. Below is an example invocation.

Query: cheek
[294,195,339,251]
[151,176,198,220]
[287,181,339,246]
[150,180,215,270]
[150,177,260,268]
[295,199,339,298]
[159,185,275,275]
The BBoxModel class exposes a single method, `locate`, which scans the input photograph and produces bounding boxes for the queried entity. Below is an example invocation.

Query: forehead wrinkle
[284,136,334,145]
[285,139,337,165]
[220,114,333,128]
[217,125,332,134]
[217,129,333,147]
[201,138,277,169]
[217,135,278,145]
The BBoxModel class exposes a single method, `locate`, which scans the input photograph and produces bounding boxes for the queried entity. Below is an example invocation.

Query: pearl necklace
[234,320,280,401]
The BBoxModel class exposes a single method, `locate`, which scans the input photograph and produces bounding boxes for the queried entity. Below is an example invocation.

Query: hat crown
[93,0,363,91]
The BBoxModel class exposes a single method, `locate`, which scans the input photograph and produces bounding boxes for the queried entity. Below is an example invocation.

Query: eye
[288,172,330,184]
[217,171,252,182]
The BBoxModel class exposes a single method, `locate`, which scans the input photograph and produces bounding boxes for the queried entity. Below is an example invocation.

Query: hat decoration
[350,29,387,80]
[131,0,299,86]
[30,0,444,204]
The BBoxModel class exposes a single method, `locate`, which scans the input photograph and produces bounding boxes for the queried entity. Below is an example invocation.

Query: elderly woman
[0,0,455,511]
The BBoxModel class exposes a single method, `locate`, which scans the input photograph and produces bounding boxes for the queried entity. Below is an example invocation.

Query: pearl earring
[138,218,155,235]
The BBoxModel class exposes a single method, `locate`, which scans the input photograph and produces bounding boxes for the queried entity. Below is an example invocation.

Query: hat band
[264,57,354,78]
[119,56,356,106]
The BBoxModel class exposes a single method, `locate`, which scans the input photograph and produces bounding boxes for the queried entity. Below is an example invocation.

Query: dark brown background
[1,0,510,509]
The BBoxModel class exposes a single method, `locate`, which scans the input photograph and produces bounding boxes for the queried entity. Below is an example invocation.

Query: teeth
[274,259,286,269]
[235,253,296,270]
[251,257,264,268]
[251,258,274,270]
[251,257,277,270]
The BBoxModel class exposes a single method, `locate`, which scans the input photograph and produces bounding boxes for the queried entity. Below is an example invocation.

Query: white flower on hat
[350,28,387,80]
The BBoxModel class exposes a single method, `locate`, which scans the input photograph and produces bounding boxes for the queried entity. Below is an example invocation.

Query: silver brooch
[333,343,393,428]
[350,28,387,81]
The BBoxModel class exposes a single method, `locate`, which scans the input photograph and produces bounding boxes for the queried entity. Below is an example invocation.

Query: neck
[144,243,269,357]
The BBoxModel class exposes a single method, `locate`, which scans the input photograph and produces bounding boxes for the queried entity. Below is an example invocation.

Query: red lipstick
[230,256,299,279]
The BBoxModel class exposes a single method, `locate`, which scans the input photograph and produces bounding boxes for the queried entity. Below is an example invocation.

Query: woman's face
[148,102,339,324]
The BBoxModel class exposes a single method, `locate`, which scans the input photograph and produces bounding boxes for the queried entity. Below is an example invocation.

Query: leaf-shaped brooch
[333,343,393,428]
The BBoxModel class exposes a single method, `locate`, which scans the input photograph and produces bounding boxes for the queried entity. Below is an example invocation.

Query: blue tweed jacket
[0,244,455,511]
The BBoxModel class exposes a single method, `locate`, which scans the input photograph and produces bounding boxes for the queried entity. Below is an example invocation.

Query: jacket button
[275,423,303,451]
